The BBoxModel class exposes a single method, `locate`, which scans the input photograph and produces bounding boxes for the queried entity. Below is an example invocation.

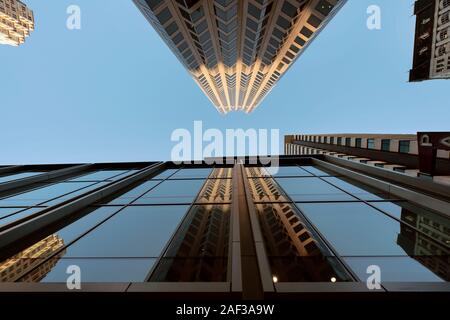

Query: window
[276,177,355,202]
[399,140,410,153]
[355,138,362,148]
[345,138,351,147]
[367,139,375,149]
[381,139,391,151]
[330,137,334,144]
[337,137,342,145]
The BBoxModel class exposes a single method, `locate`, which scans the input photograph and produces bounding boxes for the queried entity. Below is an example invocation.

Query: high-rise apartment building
[0,0,34,46]
[410,0,450,81]
[133,0,346,113]
[0,157,448,298]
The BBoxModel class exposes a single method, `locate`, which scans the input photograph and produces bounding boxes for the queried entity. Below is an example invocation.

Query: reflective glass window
[134,180,204,204]
[0,172,45,184]
[169,168,212,179]
[276,177,355,202]
[69,170,132,182]
[19,205,189,283]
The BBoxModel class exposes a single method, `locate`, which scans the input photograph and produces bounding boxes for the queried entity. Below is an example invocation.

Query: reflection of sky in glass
[276,177,356,202]
[0,172,45,184]
[298,202,411,256]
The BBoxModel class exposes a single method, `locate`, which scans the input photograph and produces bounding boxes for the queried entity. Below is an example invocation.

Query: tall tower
[0,0,34,46]
[133,0,346,113]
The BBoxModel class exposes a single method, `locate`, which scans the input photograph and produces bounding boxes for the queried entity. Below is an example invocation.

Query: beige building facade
[0,0,34,46]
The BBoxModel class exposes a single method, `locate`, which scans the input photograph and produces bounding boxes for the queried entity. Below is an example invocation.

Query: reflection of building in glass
[0,159,448,296]
[397,207,450,281]
[0,0,34,46]
[150,204,230,282]
[0,234,64,282]
[133,0,346,113]
[252,175,349,282]
[196,175,232,203]
[246,167,288,202]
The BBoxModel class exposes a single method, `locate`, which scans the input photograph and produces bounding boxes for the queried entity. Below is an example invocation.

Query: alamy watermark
[171,121,280,171]
[66,5,81,30]
[366,264,381,290]
[66,265,81,290]
[367,5,381,30]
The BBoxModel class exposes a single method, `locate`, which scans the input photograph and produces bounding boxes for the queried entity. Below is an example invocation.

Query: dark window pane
[150,257,228,282]
[44,182,110,206]
[276,177,355,202]
[0,207,43,229]
[399,140,410,153]
[322,177,391,201]
[381,139,391,151]
[151,169,178,179]
[0,182,100,207]
[105,181,160,205]
[169,168,212,179]
[60,205,189,258]
[255,203,352,282]
[15,206,188,282]
[134,180,204,204]
[264,166,313,177]
[0,172,45,184]
[70,170,132,182]
[369,201,450,245]
[297,202,450,257]
[25,258,157,283]
[1,206,120,282]
[300,166,334,176]
[150,204,230,282]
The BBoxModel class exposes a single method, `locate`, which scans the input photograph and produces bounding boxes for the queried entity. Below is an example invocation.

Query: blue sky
[0,0,448,164]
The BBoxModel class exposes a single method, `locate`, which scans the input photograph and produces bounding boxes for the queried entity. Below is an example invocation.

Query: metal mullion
[229,161,241,291]
[239,163,274,295]
[0,165,24,176]
[70,169,133,183]
[0,164,93,194]
[0,180,115,231]
[0,170,97,203]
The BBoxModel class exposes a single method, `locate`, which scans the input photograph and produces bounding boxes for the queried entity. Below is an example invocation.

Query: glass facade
[0,161,448,295]
[0,171,45,184]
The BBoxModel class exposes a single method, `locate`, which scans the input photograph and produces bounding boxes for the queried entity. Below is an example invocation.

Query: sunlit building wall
[0,0,34,46]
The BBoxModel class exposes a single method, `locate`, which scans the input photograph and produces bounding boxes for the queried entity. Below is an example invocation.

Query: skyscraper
[0,0,34,46]
[133,0,347,113]
[410,0,450,81]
